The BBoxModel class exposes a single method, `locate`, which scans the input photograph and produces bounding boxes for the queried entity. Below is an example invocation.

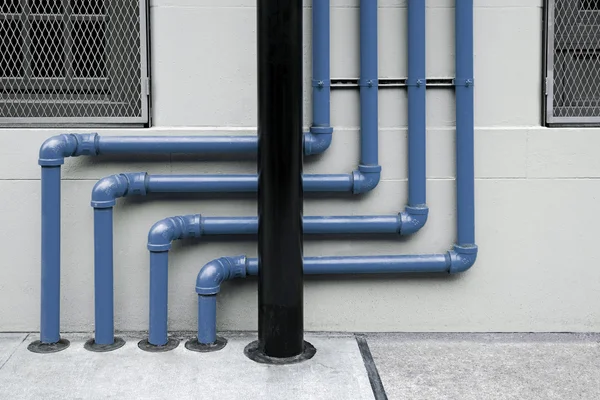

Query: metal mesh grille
[549,0,600,121]
[0,0,147,124]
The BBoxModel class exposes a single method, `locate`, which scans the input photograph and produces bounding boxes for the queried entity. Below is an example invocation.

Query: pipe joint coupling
[447,244,478,274]
[147,214,201,252]
[353,164,381,194]
[399,205,429,235]
[305,127,333,156]
[90,174,132,208]
[196,256,248,295]
[122,172,148,197]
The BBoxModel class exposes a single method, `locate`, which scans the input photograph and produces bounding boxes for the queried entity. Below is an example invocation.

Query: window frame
[0,0,150,127]
[545,0,600,126]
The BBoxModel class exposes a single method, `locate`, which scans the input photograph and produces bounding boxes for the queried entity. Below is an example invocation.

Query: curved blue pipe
[191,0,478,346]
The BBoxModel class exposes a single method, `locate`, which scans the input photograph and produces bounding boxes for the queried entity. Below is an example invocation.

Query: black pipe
[255,0,304,359]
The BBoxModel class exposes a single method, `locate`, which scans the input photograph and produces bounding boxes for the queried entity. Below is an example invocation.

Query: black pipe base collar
[244,340,316,365]
[84,337,125,352]
[27,338,70,354]
[137,338,179,352]
[185,336,227,352]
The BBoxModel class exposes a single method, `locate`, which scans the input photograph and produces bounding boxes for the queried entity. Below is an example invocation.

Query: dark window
[545,0,600,125]
[0,0,148,125]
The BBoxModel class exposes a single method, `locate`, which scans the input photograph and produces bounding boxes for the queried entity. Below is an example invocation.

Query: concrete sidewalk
[1,332,599,399]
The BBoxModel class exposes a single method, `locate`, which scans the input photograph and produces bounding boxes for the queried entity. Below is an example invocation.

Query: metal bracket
[358,78,378,88]
[311,79,330,88]
[453,78,474,87]
[406,78,426,87]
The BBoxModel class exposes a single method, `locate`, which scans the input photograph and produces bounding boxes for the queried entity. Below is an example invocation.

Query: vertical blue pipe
[312,0,331,129]
[40,166,61,344]
[197,295,217,344]
[94,208,114,345]
[359,0,379,167]
[456,0,475,245]
[149,251,169,346]
[407,0,427,207]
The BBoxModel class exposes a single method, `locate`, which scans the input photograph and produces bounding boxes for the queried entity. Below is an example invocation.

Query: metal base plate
[244,340,316,365]
[84,337,125,352]
[137,338,179,352]
[27,338,70,354]
[185,336,227,352]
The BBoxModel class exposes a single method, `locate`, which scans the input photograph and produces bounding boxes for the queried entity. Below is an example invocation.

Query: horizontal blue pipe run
[199,216,401,235]
[97,136,258,154]
[246,255,449,275]
[147,174,354,193]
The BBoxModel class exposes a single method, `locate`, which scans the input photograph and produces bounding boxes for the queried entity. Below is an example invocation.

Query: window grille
[0,0,148,126]
[546,0,600,125]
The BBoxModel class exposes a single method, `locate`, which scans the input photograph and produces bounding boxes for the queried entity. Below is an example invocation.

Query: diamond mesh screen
[0,0,147,124]
[549,0,600,122]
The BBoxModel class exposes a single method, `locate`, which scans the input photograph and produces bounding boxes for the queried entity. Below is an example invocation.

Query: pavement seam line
[0,333,30,371]
[355,334,388,400]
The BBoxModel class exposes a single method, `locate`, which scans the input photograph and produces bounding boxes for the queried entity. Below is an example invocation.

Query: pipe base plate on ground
[137,338,179,352]
[84,337,125,352]
[185,336,227,352]
[244,340,316,365]
[27,338,70,354]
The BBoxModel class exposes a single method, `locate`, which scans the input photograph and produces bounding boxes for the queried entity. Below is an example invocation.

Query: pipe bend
[352,164,381,194]
[304,127,333,156]
[399,205,429,235]
[90,174,131,208]
[147,214,201,252]
[196,256,248,295]
[39,133,98,166]
[447,244,478,274]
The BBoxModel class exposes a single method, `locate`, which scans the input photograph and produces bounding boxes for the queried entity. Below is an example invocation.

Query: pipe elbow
[91,174,130,208]
[304,126,333,156]
[39,133,98,166]
[147,214,201,252]
[352,165,381,194]
[447,244,478,274]
[196,256,248,295]
[399,206,429,235]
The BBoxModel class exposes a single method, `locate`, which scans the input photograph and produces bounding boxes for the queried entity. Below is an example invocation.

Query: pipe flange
[27,338,70,354]
[244,340,316,365]
[137,338,179,352]
[185,336,227,353]
[84,337,126,352]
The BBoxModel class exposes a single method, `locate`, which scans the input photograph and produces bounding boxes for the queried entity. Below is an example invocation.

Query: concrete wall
[2,0,600,334]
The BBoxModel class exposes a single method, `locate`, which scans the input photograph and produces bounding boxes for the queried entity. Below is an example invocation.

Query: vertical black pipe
[256,0,304,358]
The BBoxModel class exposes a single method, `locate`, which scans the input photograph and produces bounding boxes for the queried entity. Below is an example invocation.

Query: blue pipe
[145,213,409,346]
[307,0,333,156]
[456,0,475,246]
[407,0,426,208]
[40,166,61,344]
[359,0,379,168]
[93,208,115,345]
[149,252,170,346]
[37,74,334,347]
[191,0,478,346]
